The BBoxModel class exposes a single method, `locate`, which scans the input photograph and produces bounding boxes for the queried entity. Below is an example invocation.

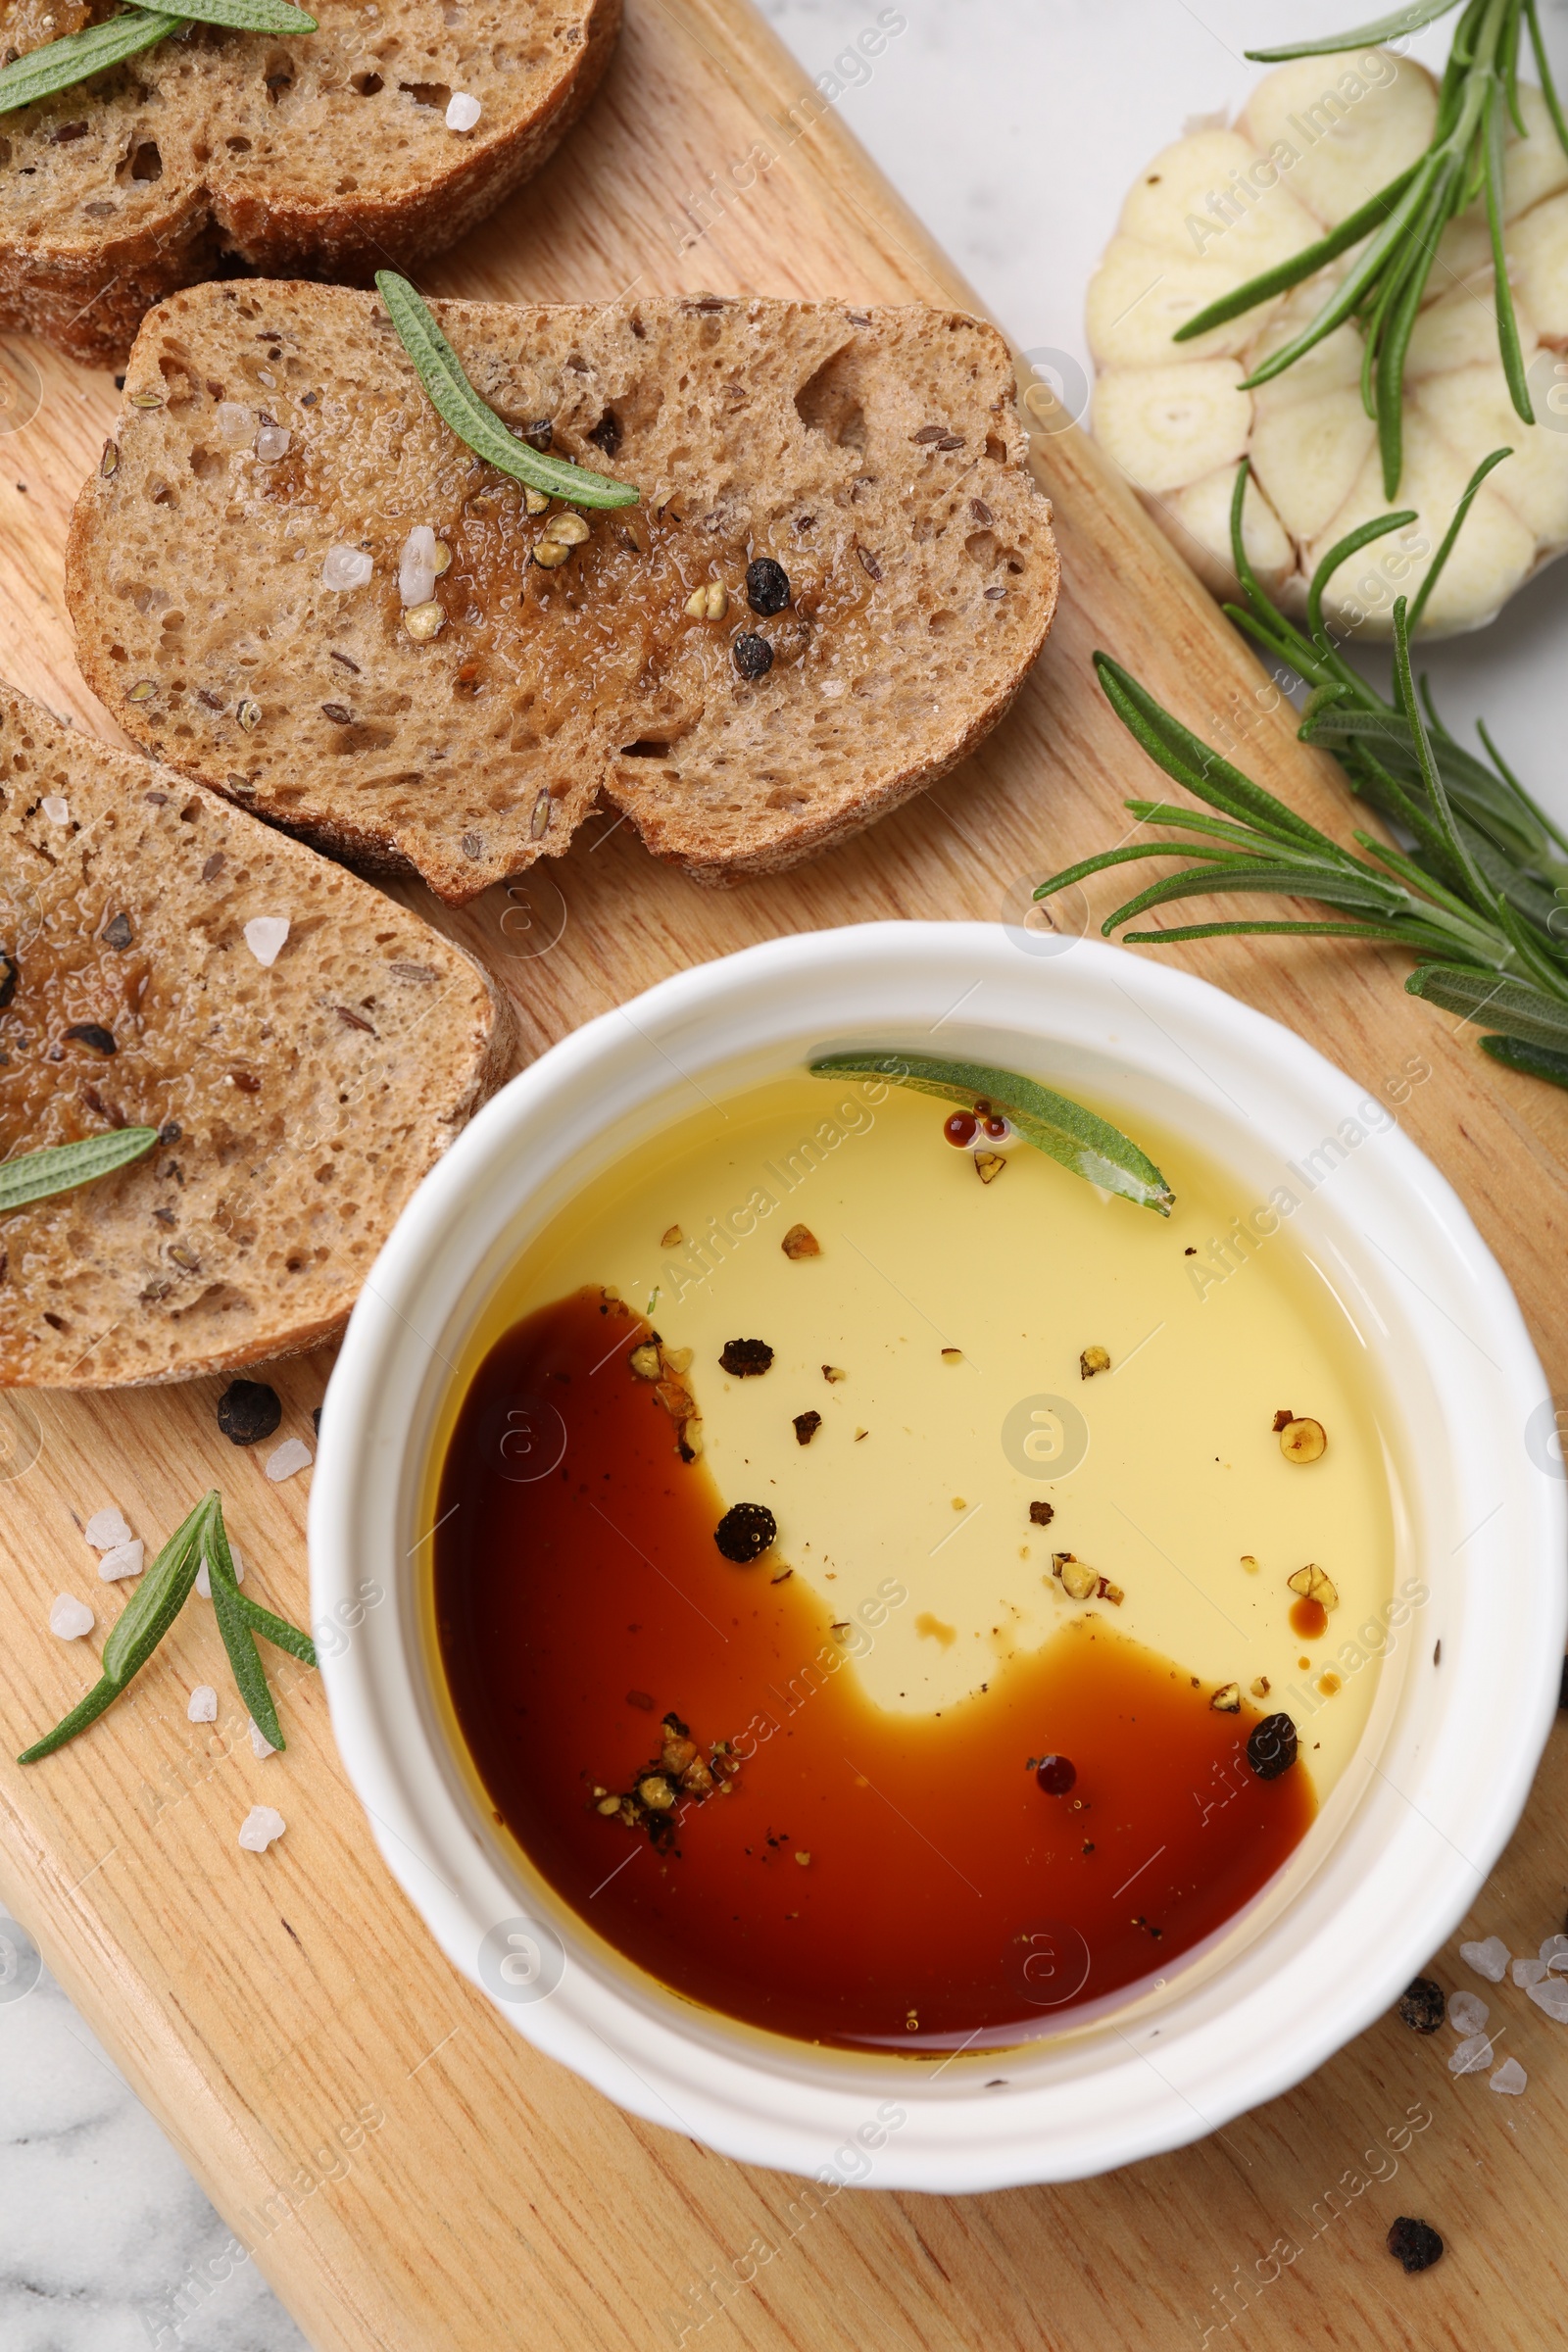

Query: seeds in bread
[0,683,509,1387]
[0,0,618,368]
[66,281,1060,902]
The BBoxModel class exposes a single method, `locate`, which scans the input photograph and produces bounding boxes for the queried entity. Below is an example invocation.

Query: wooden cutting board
[3,5,1568,2346]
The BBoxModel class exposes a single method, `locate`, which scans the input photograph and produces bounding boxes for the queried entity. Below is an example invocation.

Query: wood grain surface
[2,4,1567,2347]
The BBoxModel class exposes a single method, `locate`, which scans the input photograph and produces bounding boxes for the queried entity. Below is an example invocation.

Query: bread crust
[68,282,1059,902]
[0,682,511,1388]
[0,0,619,368]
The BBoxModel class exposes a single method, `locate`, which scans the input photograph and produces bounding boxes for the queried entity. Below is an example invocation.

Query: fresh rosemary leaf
[232,1592,318,1667]
[0,1127,157,1214]
[1177,11,1565,491]
[203,1496,287,1748]
[19,1489,315,1763]
[0,11,176,117]
[809,1051,1175,1217]
[209,1555,284,1751]
[1246,0,1461,57]
[1405,964,1568,1045]
[375,270,640,512]
[100,1493,210,1684]
[17,1676,122,1765]
[163,0,318,29]
[1480,1034,1568,1087]
[20,1494,209,1763]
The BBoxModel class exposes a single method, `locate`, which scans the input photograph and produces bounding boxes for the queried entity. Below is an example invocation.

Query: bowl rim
[310,920,1564,2191]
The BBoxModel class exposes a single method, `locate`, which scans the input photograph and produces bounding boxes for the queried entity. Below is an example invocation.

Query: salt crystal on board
[1459,1936,1510,1983]
[1527,1977,1568,2024]
[1514,1957,1548,1989]
[1541,1934,1568,1971]
[98,1539,144,1582]
[1491,2058,1528,2096]
[84,1508,133,1550]
[249,1718,276,1760]
[1448,2030,1494,2075]
[187,1687,218,1724]
[265,1439,313,1483]
[49,1594,94,1640]
[1447,1988,1489,2035]
[238,1806,285,1853]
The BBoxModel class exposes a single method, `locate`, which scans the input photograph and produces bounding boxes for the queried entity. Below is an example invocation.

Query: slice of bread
[0,0,618,368]
[66,281,1059,901]
[0,681,509,1386]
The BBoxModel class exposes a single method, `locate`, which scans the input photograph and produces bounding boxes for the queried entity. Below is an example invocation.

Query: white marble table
[7,5,1565,2345]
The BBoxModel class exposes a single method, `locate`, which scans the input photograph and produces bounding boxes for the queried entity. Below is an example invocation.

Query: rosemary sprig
[0,0,318,119]
[0,11,176,117]
[810,1052,1175,1215]
[0,1127,158,1213]
[1033,455,1568,1084]
[19,1491,316,1763]
[375,271,641,513]
[1174,0,1568,495]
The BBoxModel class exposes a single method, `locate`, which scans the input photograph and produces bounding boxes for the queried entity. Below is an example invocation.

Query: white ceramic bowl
[311,922,1564,2191]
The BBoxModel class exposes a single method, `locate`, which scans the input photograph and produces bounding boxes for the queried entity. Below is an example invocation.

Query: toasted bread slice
[66,281,1059,901]
[0,0,618,368]
[0,682,509,1387]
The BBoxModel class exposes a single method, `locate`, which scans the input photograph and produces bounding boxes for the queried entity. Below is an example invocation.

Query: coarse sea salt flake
[1448,2029,1494,2075]
[398,523,438,609]
[1541,1933,1568,1970]
[446,90,481,130]
[1491,2057,1528,2095]
[249,1717,277,1759]
[265,1438,313,1484]
[1527,1976,1568,2023]
[321,544,373,592]
[254,424,291,463]
[243,915,289,968]
[41,795,70,825]
[1447,1988,1489,2034]
[1460,1935,1510,1982]
[1514,1956,1548,1988]
[188,1685,218,1723]
[84,1507,133,1550]
[98,1539,144,1582]
[49,1593,94,1640]
[238,1805,285,1853]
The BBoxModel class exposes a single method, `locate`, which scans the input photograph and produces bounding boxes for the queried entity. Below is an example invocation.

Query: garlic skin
[1086,52,1568,637]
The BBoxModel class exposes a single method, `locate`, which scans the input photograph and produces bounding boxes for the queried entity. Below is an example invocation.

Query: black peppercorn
[719,1337,773,1376]
[217,1379,283,1446]
[100,912,133,951]
[713,1502,777,1563]
[746,557,791,614]
[1386,2217,1443,2274]
[1035,1754,1076,1795]
[792,1410,821,1446]
[1246,1711,1298,1780]
[733,631,773,680]
[64,1022,116,1055]
[1396,1976,1446,2034]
